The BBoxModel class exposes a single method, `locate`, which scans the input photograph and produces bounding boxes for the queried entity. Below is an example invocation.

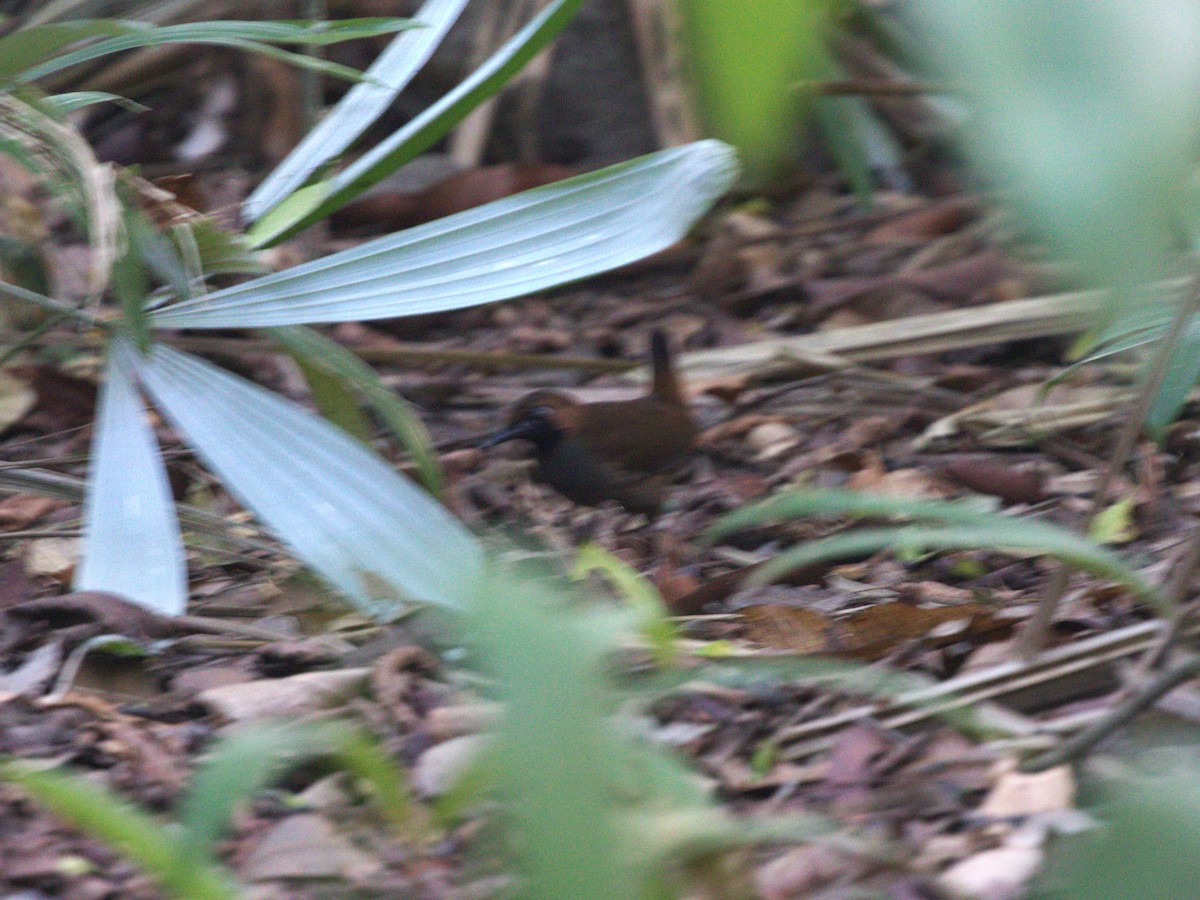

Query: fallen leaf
[1088,497,1137,545]
[747,421,800,460]
[741,604,833,654]
[864,198,976,243]
[0,494,66,530]
[977,759,1075,819]
[411,734,489,798]
[755,844,865,900]
[938,842,1042,900]
[8,364,97,432]
[0,367,35,433]
[940,457,1045,505]
[242,814,381,882]
[22,538,80,582]
[198,667,370,721]
[740,600,1012,660]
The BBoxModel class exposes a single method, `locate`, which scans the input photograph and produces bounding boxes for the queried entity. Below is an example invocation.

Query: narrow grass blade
[710,488,1165,610]
[1146,323,1200,438]
[41,91,147,115]
[288,348,376,442]
[269,325,443,497]
[152,142,737,328]
[13,19,419,85]
[244,0,470,222]
[75,340,186,615]
[0,761,238,900]
[707,487,1010,538]
[180,720,422,861]
[573,543,677,664]
[751,524,1164,611]
[133,344,481,615]
[249,0,585,242]
[0,19,136,81]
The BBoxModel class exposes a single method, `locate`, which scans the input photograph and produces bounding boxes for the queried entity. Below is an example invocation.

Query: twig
[797,78,946,96]
[1019,275,1200,659]
[1131,527,1200,676]
[1021,654,1200,772]
[48,331,639,374]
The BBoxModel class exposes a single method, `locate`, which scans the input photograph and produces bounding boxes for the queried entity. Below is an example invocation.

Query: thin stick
[1019,276,1200,659]
[48,331,639,374]
[1022,654,1200,772]
[1131,528,1200,676]
[797,78,946,97]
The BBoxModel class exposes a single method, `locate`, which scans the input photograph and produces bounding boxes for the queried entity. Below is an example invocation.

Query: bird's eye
[529,405,554,421]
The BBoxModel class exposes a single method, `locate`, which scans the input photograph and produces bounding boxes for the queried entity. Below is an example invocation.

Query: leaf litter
[0,15,1194,900]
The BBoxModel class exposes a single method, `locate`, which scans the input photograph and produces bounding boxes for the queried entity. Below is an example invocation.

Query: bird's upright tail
[650,328,687,407]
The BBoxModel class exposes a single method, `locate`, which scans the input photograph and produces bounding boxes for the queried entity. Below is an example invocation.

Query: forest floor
[0,5,1193,898]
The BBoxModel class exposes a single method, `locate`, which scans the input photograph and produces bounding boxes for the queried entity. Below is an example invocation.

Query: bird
[480,330,696,516]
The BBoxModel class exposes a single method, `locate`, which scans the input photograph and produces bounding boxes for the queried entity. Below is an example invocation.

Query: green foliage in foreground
[0,721,417,900]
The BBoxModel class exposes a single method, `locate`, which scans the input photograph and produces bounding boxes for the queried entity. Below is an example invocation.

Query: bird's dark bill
[478,420,540,448]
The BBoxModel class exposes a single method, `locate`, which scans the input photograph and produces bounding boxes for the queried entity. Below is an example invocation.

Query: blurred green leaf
[244,0,470,222]
[0,760,238,900]
[906,0,1200,313]
[1088,498,1136,545]
[678,0,829,185]
[269,325,443,497]
[132,344,481,615]
[250,0,585,242]
[1033,765,1200,899]
[710,488,1164,611]
[12,19,419,85]
[468,568,642,898]
[75,341,186,615]
[573,543,678,664]
[156,142,738,329]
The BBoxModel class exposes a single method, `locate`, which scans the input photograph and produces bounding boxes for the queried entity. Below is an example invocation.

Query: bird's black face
[479,405,564,455]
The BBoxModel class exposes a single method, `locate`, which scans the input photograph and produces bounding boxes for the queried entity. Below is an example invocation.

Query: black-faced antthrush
[480,330,696,515]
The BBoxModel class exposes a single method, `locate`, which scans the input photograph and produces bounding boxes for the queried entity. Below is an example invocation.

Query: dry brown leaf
[848,458,945,498]
[940,457,1045,505]
[976,759,1075,819]
[741,604,834,654]
[842,602,1013,661]
[8,364,97,433]
[22,538,80,582]
[664,567,754,616]
[740,600,1010,660]
[864,198,976,243]
[242,814,381,882]
[0,494,65,530]
[755,844,866,900]
[0,368,35,434]
[198,668,370,721]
